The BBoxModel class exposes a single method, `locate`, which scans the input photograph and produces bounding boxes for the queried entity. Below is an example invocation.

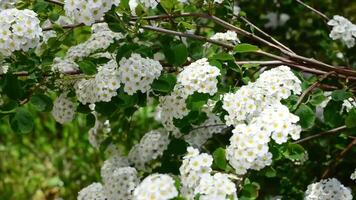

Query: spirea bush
[0,0,355,200]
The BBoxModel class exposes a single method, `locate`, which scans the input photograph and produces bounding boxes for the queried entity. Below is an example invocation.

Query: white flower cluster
[51,93,76,124]
[78,182,107,200]
[328,15,356,48]
[179,147,237,199]
[75,60,120,104]
[128,129,170,170]
[223,66,302,174]
[177,58,220,97]
[158,59,220,135]
[342,98,356,112]
[304,178,352,200]
[66,23,123,61]
[52,57,79,73]
[0,0,17,10]
[223,66,301,126]
[102,166,139,200]
[227,103,301,174]
[351,169,356,181]
[0,63,9,74]
[263,12,290,29]
[196,173,238,200]
[210,30,240,44]
[133,174,178,200]
[64,0,120,25]
[118,53,163,95]
[158,90,189,135]
[101,154,130,180]
[129,0,159,13]
[0,9,42,56]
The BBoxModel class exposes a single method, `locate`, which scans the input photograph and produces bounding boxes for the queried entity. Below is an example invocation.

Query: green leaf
[282,143,305,161]
[239,183,259,200]
[324,101,344,128]
[211,52,235,61]
[234,43,259,53]
[331,89,352,101]
[78,60,97,75]
[309,90,327,106]
[3,75,24,100]
[213,147,227,170]
[104,9,126,33]
[30,94,53,112]
[10,108,34,134]
[263,167,277,178]
[171,43,188,66]
[345,108,356,128]
[151,73,177,94]
[186,93,210,111]
[295,104,315,129]
[159,0,177,11]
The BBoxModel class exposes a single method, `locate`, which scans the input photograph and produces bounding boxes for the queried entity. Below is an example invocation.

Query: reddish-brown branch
[294,0,330,22]
[294,125,348,144]
[321,138,356,179]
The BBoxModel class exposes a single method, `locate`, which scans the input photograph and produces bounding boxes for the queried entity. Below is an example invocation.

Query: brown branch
[294,0,330,22]
[294,125,348,144]
[321,138,356,179]
[44,0,64,6]
[293,71,336,111]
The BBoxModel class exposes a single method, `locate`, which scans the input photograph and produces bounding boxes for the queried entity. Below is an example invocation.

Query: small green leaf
[151,73,177,94]
[345,108,356,128]
[171,43,188,66]
[295,104,315,129]
[239,183,260,200]
[211,52,235,61]
[324,101,344,128]
[3,75,24,100]
[78,60,97,75]
[10,108,34,134]
[30,94,53,112]
[282,143,305,161]
[309,90,327,106]
[213,147,227,170]
[234,43,259,53]
[263,167,277,178]
[186,93,210,111]
[331,90,352,101]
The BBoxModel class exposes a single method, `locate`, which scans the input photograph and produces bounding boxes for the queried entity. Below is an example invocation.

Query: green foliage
[295,104,315,129]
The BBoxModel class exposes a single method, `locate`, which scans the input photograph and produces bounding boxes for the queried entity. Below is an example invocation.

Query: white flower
[133,174,178,200]
[119,53,163,95]
[195,173,238,200]
[0,63,9,74]
[64,0,120,25]
[263,12,290,29]
[75,60,120,104]
[0,9,42,56]
[351,169,356,181]
[0,0,17,11]
[128,129,170,170]
[51,93,76,124]
[77,182,107,200]
[177,58,221,98]
[304,178,352,200]
[210,30,240,44]
[328,15,356,48]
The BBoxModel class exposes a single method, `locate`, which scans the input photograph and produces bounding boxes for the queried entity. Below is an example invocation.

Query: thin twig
[294,125,348,144]
[294,0,330,22]
[239,16,295,54]
[44,0,64,6]
[294,71,336,111]
[321,138,356,179]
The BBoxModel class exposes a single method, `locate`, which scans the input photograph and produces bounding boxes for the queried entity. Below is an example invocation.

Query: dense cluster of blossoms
[328,15,356,48]
[177,58,221,97]
[64,0,120,25]
[223,66,301,126]
[118,53,163,95]
[75,60,120,104]
[128,129,170,170]
[179,147,237,199]
[77,182,107,200]
[51,93,76,124]
[210,30,240,44]
[227,103,301,174]
[304,178,352,200]
[223,66,302,174]
[158,59,220,135]
[65,23,123,61]
[133,174,178,200]
[0,8,42,56]
[0,0,16,10]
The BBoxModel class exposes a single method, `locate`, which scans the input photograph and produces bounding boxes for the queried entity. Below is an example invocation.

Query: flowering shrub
[0,0,355,200]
